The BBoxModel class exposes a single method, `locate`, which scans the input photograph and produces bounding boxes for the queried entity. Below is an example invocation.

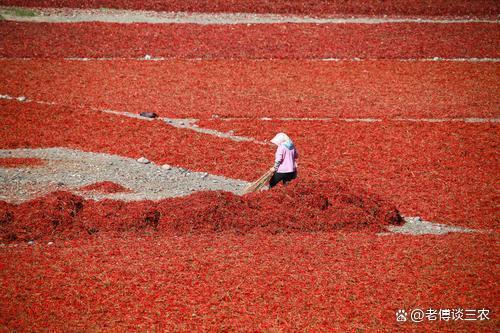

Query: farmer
[269,132,298,188]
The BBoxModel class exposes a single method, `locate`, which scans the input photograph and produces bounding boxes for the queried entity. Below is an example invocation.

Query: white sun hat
[270,132,290,145]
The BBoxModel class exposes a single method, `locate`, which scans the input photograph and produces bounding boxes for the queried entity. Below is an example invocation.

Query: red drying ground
[78,181,131,194]
[0,99,268,181]
[0,157,44,168]
[0,180,402,242]
[1,59,497,119]
[1,97,498,231]
[1,22,499,59]
[0,232,497,331]
[197,119,499,231]
[1,0,498,17]
[0,99,497,230]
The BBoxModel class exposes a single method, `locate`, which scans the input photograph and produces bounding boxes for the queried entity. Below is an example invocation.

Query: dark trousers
[269,171,297,188]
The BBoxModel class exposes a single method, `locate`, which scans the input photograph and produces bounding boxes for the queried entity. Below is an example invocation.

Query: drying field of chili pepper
[0,232,497,331]
[1,60,498,119]
[197,119,499,231]
[0,3,498,332]
[1,97,498,232]
[0,100,267,180]
[1,22,499,59]
[0,181,403,243]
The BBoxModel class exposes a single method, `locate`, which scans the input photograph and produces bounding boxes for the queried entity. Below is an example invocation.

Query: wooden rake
[242,169,274,194]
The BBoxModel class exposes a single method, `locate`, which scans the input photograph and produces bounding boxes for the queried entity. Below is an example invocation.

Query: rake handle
[243,169,274,194]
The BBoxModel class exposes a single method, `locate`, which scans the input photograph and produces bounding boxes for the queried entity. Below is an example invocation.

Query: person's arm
[294,148,299,168]
[270,146,284,171]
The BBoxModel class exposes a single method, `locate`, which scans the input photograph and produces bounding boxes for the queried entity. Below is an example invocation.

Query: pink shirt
[275,144,298,173]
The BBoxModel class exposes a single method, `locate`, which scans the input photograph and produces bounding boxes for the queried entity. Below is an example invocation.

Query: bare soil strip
[2,57,499,62]
[220,116,500,123]
[100,109,267,144]
[1,7,498,24]
[0,147,249,203]
[379,217,481,235]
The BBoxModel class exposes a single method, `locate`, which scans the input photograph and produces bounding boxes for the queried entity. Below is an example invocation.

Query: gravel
[0,7,497,24]
[0,147,250,203]
[378,216,480,235]
[136,157,150,164]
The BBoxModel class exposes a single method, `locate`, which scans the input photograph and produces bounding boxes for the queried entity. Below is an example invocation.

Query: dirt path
[1,6,498,24]
[0,147,249,202]
[380,216,478,235]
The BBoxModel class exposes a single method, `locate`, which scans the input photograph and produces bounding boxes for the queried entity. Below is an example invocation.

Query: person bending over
[269,132,298,188]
